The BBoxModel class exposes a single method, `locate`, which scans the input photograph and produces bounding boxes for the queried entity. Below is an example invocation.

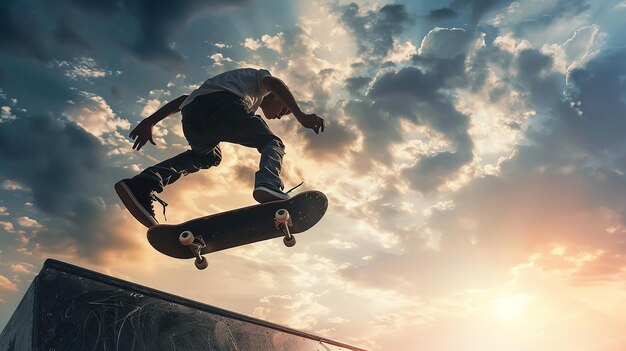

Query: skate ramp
[0,259,367,351]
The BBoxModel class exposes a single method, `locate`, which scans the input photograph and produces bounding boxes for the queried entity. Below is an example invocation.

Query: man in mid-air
[115,68,325,228]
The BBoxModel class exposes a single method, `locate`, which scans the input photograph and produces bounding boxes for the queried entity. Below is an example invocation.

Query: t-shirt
[179,68,272,112]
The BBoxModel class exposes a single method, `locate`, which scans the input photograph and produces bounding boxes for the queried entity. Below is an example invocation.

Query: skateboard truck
[179,231,209,270]
[274,209,296,247]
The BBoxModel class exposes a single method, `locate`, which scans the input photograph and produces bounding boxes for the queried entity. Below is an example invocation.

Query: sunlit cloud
[10,263,35,275]
[63,92,131,140]
[0,221,14,232]
[16,217,41,229]
[2,180,27,191]
[0,106,16,122]
[54,57,110,80]
[0,275,17,291]
[243,37,262,50]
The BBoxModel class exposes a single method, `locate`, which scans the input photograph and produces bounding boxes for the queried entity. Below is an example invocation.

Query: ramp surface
[0,259,367,351]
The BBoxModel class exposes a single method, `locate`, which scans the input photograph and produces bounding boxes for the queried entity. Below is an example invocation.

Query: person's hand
[129,119,156,150]
[296,113,325,134]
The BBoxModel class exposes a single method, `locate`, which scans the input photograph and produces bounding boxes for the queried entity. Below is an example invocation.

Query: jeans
[135,92,285,193]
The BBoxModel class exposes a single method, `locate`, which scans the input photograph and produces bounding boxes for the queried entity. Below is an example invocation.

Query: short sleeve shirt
[179,68,272,113]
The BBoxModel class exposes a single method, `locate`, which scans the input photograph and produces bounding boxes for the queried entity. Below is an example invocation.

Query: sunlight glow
[492,294,532,321]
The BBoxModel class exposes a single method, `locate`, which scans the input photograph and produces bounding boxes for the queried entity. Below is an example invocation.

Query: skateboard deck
[147,191,328,269]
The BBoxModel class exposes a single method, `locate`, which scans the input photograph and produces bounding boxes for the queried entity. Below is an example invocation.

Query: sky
[1,0,626,349]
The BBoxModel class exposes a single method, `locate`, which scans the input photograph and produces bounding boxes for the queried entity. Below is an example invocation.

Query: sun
[492,294,532,321]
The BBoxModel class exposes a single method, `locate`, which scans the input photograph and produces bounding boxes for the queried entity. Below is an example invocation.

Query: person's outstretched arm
[262,76,325,134]
[130,94,188,150]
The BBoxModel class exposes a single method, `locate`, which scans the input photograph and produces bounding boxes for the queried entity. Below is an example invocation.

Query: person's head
[260,93,290,120]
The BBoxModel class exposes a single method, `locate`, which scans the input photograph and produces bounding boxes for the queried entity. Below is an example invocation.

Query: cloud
[336,3,414,62]
[2,180,26,191]
[426,8,459,21]
[64,92,131,139]
[330,4,484,191]
[261,33,285,54]
[118,0,249,69]
[418,28,480,59]
[16,217,41,229]
[10,263,35,275]
[0,115,103,216]
[53,24,93,54]
[243,37,262,50]
[345,76,371,96]
[0,275,17,291]
[1,0,250,70]
[340,47,626,296]
[1,106,16,123]
[544,48,626,161]
[209,53,237,67]
[56,57,109,81]
[364,62,474,192]
[254,291,331,330]
[615,1,626,10]
[508,0,590,36]
[451,0,516,25]
[541,25,606,96]
[0,221,14,232]
[514,48,564,106]
[0,0,48,61]
[0,114,146,264]
[384,40,418,64]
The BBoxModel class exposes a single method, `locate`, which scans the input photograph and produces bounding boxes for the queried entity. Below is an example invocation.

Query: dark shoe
[253,185,290,203]
[115,178,167,228]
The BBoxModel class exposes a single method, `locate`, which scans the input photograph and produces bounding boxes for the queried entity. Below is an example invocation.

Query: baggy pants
[134,92,285,193]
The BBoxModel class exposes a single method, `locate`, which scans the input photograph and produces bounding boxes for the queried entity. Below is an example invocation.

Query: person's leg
[218,108,288,202]
[223,116,285,190]
[116,147,222,227]
[115,94,224,227]
[133,147,222,193]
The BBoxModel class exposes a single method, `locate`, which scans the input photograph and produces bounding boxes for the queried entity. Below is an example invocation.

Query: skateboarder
[115,68,325,228]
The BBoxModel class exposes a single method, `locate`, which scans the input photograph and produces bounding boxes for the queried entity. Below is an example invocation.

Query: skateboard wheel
[195,257,209,270]
[275,209,290,223]
[283,235,296,247]
[179,231,195,246]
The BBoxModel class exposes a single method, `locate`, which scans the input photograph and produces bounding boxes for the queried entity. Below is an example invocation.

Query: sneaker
[253,185,291,203]
[115,178,167,228]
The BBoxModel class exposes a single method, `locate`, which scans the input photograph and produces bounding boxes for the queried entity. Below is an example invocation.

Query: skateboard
[147,191,328,270]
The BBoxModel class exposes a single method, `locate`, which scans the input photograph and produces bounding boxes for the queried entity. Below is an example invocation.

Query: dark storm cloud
[336,3,479,188]
[89,0,248,69]
[298,96,359,161]
[0,0,48,61]
[337,3,414,60]
[368,55,468,103]
[67,0,120,17]
[0,114,136,262]
[1,0,248,70]
[445,0,587,29]
[512,0,590,35]
[297,117,359,163]
[514,49,564,106]
[345,76,371,96]
[363,58,473,193]
[426,8,458,21]
[512,48,626,171]
[450,0,514,24]
[53,25,93,54]
[344,99,404,169]
[564,50,626,154]
[0,115,105,216]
